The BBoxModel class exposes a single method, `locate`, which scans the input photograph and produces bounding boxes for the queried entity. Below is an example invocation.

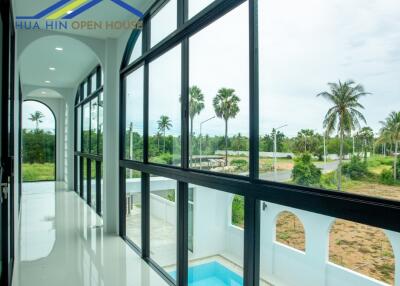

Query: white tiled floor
[13,182,169,286]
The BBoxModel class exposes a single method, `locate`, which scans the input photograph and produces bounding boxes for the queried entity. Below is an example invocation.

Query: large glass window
[125,67,144,161]
[150,175,177,279]
[258,0,400,202]
[149,46,181,166]
[150,0,177,47]
[189,3,249,175]
[119,1,400,286]
[74,66,103,216]
[125,169,142,248]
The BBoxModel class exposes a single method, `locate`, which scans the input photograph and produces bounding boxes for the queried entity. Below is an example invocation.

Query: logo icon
[17,0,144,20]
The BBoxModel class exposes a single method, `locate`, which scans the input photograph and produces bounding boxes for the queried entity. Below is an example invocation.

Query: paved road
[259,160,340,183]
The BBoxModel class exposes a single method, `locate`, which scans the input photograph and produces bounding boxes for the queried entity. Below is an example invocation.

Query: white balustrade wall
[125,177,400,286]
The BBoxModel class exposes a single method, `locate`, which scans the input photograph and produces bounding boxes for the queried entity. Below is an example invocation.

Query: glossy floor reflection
[13,182,169,286]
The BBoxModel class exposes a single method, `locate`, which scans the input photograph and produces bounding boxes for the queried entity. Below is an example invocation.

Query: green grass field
[23,163,55,182]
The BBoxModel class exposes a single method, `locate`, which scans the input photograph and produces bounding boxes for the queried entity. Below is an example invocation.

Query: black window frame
[74,65,103,216]
[119,1,400,286]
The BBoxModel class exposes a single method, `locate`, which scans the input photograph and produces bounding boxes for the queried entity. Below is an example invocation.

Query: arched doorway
[22,100,56,182]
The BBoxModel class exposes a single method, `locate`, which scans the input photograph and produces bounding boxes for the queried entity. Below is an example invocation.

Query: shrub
[231,195,244,228]
[342,156,369,180]
[230,159,248,171]
[379,169,395,185]
[152,153,173,165]
[292,153,322,187]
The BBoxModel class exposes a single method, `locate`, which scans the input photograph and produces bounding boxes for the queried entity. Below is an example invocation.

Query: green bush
[230,159,248,171]
[367,156,394,168]
[291,153,322,187]
[379,169,395,185]
[231,195,244,228]
[342,156,369,180]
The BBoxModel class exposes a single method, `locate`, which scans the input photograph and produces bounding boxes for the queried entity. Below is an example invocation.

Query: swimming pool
[171,261,243,286]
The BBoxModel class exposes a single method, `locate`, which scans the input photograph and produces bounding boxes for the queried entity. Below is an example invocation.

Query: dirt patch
[344,182,400,201]
[276,212,305,251]
[329,219,394,285]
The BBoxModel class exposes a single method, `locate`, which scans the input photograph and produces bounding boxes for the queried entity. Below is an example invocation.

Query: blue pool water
[171,261,243,286]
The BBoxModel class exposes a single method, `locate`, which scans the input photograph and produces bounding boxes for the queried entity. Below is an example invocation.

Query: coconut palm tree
[357,126,374,161]
[189,86,205,166]
[379,111,400,180]
[29,111,45,130]
[317,80,369,190]
[213,88,240,166]
[157,115,172,153]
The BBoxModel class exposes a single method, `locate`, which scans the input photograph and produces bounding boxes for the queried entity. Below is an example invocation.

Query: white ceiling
[13,0,155,39]
[26,88,63,99]
[20,35,99,88]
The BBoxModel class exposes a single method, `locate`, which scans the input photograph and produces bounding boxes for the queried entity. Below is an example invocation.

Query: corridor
[13,182,168,286]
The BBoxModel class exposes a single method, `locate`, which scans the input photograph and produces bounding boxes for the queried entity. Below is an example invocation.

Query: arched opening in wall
[231,195,244,228]
[329,219,395,285]
[275,211,305,251]
[22,100,56,182]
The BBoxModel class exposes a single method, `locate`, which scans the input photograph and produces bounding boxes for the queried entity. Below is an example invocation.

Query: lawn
[23,163,55,182]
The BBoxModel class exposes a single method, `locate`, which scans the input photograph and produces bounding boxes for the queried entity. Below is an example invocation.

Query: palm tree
[213,88,240,166]
[317,80,369,190]
[357,126,374,161]
[379,111,400,180]
[29,111,45,130]
[188,86,205,166]
[157,115,172,153]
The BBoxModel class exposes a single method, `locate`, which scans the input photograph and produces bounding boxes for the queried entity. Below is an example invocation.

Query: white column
[103,38,119,234]
[65,92,76,190]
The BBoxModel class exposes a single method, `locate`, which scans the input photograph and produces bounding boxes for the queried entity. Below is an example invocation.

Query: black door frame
[0,0,15,285]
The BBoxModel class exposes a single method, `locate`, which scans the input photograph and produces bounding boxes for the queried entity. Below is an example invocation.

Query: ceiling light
[49,67,56,71]
[45,80,51,84]
[55,47,63,51]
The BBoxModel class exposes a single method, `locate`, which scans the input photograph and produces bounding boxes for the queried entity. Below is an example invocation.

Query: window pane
[100,163,103,216]
[76,157,80,193]
[90,99,98,154]
[187,184,243,285]
[125,169,142,248]
[129,32,142,63]
[150,176,177,279]
[82,104,90,153]
[258,0,400,201]
[189,0,214,19]
[83,158,88,200]
[149,46,181,166]
[91,160,97,209]
[77,106,81,151]
[151,0,177,47]
[98,93,103,154]
[125,67,144,161]
[259,202,395,286]
[189,3,249,175]
[90,73,97,93]
[83,82,88,99]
